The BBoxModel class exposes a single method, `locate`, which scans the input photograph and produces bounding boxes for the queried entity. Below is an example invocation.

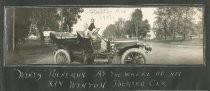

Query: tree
[193,7,203,39]
[103,24,116,38]
[124,20,135,37]
[153,8,173,40]
[103,18,126,38]
[178,7,196,40]
[194,21,203,39]
[30,8,83,45]
[29,8,60,46]
[8,8,84,50]
[131,9,143,38]
[14,8,32,48]
[61,8,84,32]
[140,19,151,39]
[154,7,196,40]
[114,18,126,38]
[131,9,150,39]
[103,9,150,39]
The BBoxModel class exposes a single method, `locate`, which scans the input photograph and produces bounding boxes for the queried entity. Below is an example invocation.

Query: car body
[51,28,152,64]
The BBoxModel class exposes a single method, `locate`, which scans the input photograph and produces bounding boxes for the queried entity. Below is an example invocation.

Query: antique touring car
[51,28,152,64]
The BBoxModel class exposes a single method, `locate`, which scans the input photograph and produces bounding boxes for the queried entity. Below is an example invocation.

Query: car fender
[117,45,144,56]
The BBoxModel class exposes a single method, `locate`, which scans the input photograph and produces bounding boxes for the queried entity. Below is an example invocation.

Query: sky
[72,7,157,34]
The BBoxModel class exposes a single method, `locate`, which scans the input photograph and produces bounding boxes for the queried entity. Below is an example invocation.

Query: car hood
[112,40,139,43]
[110,39,144,49]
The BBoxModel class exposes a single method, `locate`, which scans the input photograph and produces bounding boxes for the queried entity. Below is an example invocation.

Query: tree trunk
[165,32,167,40]
[12,8,16,51]
[135,28,138,38]
[183,34,186,40]
[164,20,167,40]
[173,31,176,40]
[132,32,134,38]
[198,33,201,39]
[39,28,44,46]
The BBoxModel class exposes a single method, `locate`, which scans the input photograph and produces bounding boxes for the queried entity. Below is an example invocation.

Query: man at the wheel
[85,18,96,39]
[85,18,107,52]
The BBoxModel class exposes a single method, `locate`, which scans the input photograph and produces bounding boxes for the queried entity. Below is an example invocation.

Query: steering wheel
[92,28,100,34]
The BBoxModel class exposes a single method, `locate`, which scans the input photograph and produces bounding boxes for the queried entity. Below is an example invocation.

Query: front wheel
[54,49,71,64]
[121,48,146,64]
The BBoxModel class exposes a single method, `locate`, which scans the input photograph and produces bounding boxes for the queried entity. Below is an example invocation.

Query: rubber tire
[121,48,146,64]
[54,49,71,64]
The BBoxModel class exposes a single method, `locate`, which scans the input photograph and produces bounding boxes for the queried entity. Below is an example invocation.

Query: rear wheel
[121,48,146,64]
[54,49,71,64]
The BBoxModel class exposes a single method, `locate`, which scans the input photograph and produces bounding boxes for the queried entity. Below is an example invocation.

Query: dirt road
[146,42,203,64]
[7,41,204,65]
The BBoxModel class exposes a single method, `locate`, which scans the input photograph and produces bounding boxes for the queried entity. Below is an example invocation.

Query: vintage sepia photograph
[4,6,204,65]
